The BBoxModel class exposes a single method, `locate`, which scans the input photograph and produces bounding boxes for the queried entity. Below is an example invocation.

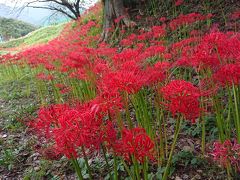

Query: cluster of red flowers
[212,140,240,172]
[30,103,104,158]
[214,64,240,86]
[169,13,212,31]
[30,102,155,163]
[161,80,201,123]
[115,128,155,163]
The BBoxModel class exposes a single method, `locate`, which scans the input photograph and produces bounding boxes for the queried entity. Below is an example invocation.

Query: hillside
[0,17,37,42]
[0,22,66,54]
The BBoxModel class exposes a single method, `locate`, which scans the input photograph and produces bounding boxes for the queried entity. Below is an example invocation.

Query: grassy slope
[0,23,66,54]
[0,19,78,178]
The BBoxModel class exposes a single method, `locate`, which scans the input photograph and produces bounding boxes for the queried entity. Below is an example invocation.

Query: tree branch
[27,5,77,20]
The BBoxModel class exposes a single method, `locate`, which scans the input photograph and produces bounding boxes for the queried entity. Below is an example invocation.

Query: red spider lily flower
[163,53,172,60]
[55,83,71,94]
[36,73,54,81]
[169,13,211,31]
[89,91,123,118]
[212,140,240,172]
[175,0,184,6]
[92,58,110,77]
[230,10,240,20]
[115,127,155,163]
[144,45,166,57]
[103,121,117,149]
[198,77,219,97]
[136,15,142,20]
[120,33,137,47]
[113,48,141,65]
[213,64,240,87]
[36,145,63,160]
[114,15,125,24]
[190,30,202,37]
[100,68,145,94]
[120,38,134,47]
[160,80,201,123]
[151,25,166,39]
[159,17,167,22]
[194,32,240,69]
[143,61,170,86]
[173,32,240,70]
[30,103,104,159]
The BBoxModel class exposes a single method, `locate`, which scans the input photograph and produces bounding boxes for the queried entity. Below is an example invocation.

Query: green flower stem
[123,92,132,128]
[233,85,240,143]
[71,158,84,180]
[162,118,183,180]
[213,95,225,142]
[82,146,93,180]
[200,96,206,156]
[143,157,148,180]
[101,144,113,180]
[132,156,140,180]
[122,160,134,179]
[113,154,118,180]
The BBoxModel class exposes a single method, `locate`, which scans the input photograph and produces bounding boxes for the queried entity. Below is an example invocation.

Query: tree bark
[101,0,134,42]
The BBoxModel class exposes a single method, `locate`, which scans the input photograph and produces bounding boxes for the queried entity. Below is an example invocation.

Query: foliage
[0,17,36,42]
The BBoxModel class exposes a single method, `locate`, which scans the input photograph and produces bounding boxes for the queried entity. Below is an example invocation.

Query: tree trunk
[101,0,134,42]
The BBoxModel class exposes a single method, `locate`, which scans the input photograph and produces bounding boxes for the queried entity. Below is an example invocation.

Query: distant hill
[0,22,65,51]
[0,17,37,41]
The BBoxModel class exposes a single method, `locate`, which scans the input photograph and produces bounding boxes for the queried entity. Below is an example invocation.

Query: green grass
[0,23,66,49]
[0,64,39,175]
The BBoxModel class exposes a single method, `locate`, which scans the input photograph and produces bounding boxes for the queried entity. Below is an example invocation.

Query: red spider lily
[160,80,201,123]
[169,13,212,31]
[42,146,63,160]
[55,83,71,94]
[151,25,166,39]
[143,61,169,85]
[115,127,155,163]
[144,45,166,57]
[212,140,240,172]
[89,91,123,118]
[114,15,125,24]
[112,48,141,66]
[30,103,104,159]
[92,58,111,77]
[36,73,54,81]
[214,64,240,87]
[159,17,167,22]
[175,0,184,6]
[100,68,145,94]
[103,121,117,149]
[174,32,240,70]
[120,33,137,47]
[230,10,240,20]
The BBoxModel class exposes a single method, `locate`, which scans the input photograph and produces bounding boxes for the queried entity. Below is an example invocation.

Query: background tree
[15,0,139,41]
[101,0,139,41]
[22,0,96,20]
